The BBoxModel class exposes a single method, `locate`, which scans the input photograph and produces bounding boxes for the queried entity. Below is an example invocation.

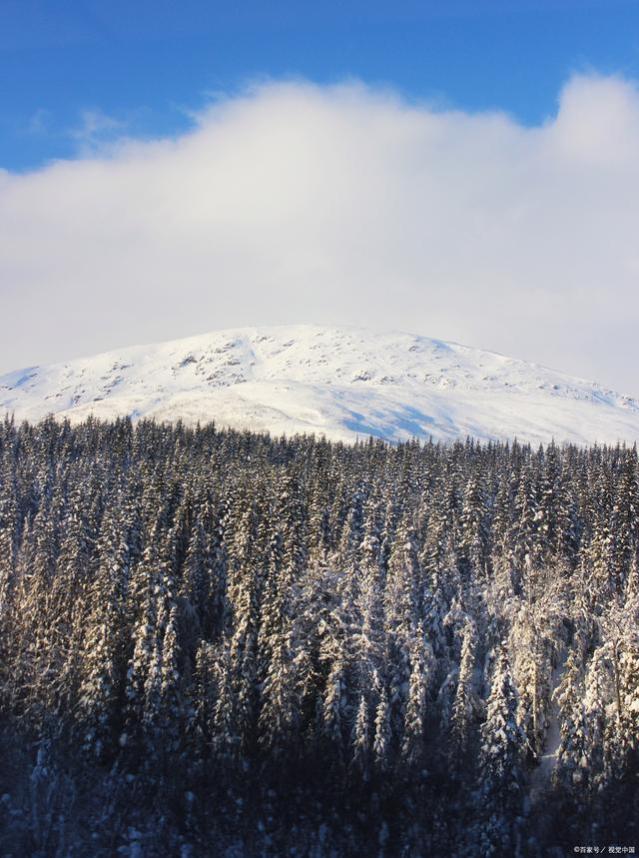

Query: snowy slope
[1,324,639,445]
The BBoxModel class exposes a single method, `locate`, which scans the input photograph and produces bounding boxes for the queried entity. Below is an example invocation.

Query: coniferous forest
[0,416,638,856]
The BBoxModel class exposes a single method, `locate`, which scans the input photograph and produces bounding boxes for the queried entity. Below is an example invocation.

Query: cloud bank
[2,74,639,393]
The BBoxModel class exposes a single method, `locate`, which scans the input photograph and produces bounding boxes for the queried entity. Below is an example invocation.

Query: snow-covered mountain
[2,324,639,445]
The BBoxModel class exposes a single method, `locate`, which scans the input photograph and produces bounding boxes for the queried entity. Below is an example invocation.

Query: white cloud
[2,74,639,394]
[68,109,126,152]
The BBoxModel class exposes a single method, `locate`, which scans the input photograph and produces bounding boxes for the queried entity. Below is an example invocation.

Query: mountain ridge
[2,324,638,445]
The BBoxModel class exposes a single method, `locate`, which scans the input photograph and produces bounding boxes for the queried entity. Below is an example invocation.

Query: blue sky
[3,1,639,396]
[2,0,639,171]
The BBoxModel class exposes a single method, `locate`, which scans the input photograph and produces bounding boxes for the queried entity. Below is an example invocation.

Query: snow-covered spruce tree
[255,473,307,755]
[592,595,639,785]
[420,466,460,593]
[619,624,639,766]
[372,683,392,774]
[191,638,217,766]
[352,694,371,780]
[581,646,609,796]
[179,507,213,634]
[17,484,66,721]
[609,445,639,593]
[0,467,19,614]
[401,623,430,767]
[476,644,526,855]
[509,463,540,591]
[509,572,568,761]
[586,464,617,600]
[384,513,421,739]
[554,645,590,796]
[123,525,164,759]
[76,502,130,759]
[352,501,386,703]
[155,602,183,758]
[256,612,299,761]
[322,638,348,754]
[459,472,490,580]
[225,497,263,751]
[450,618,477,764]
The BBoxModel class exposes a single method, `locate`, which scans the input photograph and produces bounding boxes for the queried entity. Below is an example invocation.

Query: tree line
[0,415,637,856]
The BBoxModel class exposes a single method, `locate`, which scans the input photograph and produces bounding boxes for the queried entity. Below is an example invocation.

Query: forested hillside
[0,417,637,856]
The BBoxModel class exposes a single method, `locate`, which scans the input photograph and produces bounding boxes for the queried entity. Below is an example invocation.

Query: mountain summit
[1,325,638,445]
